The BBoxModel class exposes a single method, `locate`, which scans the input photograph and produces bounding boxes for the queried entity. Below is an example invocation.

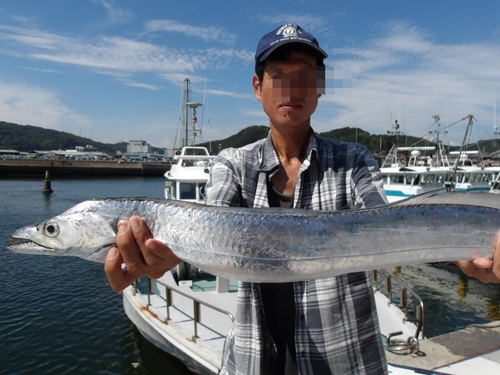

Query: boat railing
[490,171,500,194]
[372,269,425,340]
[173,155,216,161]
[133,277,235,343]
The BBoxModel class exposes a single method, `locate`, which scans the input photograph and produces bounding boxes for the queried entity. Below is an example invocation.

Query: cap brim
[258,39,328,63]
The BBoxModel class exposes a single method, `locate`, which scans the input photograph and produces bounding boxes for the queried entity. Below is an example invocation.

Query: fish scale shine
[8,190,500,282]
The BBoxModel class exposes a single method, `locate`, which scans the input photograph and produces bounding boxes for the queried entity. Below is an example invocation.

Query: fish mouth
[8,237,56,254]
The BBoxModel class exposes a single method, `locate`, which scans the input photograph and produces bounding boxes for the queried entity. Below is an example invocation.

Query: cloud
[0,80,90,133]
[1,17,498,145]
[0,24,252,80]
[32,36,197,73]
[118,78,163,90]
[205,88,254,100]
[316,21,500,143]
[0,25,68,50]
[144,19,237,44]
[22,66,62,74]
[91,0,134,24]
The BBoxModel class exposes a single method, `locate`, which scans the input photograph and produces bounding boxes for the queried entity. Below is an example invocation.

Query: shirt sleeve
[351,145,388,209]
[205,148,243,207]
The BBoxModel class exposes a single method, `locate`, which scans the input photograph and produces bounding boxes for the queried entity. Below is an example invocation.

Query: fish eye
[44,221,60,237]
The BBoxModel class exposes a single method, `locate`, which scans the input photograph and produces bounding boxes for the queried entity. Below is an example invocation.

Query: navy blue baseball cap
[255,24,328,71]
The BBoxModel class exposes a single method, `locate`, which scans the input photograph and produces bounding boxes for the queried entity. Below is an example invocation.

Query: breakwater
[0,159,170,177]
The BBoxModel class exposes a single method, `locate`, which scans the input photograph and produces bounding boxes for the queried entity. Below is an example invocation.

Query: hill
[2,120,498,157]
[0,121,129,155]
[198,125,438,156]
[197,125,270,152]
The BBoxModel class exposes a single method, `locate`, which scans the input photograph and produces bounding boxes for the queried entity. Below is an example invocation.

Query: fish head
[9,208,117,263]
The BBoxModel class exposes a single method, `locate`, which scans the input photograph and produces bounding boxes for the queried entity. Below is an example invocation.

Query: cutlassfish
[8,190,498,282]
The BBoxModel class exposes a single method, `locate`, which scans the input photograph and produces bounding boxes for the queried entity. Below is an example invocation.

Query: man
[105,24,500,374]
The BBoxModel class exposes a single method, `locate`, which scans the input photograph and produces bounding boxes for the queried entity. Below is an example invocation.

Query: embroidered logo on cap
[278,24,299,38]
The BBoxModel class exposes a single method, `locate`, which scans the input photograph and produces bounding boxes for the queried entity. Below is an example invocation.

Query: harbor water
[0,177,196,375]
[1,177,499,374]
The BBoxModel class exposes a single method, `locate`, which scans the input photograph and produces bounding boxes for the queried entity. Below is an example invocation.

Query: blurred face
[271,67,324,102]
[269,68,322,101]
[253,51,322,130]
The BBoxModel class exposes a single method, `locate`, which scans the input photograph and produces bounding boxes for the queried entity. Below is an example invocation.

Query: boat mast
[430,115,450,167]
[494,99,498,136]
[182,78,203,147]
[381,119,402,168]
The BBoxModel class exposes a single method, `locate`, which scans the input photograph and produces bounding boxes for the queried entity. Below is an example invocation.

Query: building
[127,140,152,154]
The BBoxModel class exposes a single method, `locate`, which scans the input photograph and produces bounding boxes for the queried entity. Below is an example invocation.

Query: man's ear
[252,74,262,102]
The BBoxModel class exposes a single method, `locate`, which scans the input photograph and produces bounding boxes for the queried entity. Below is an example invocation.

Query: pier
[386,323,500,372]
[0,159,170,177]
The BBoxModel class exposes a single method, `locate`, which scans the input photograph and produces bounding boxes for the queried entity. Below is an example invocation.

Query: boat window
[390,175,405,184]
[421,175,430,185]
[185,148,209,156]
[472,173,483,183]
[180,183,197,200]
[436,175,445,184]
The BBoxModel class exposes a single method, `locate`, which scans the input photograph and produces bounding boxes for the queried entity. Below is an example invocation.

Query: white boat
[381,165,451,203]
[164,145,214,202]
[380,164,496,203]
[121,101,500,373]
[381,115,499,202]
[122,255,500,374]
[381,145,495,202]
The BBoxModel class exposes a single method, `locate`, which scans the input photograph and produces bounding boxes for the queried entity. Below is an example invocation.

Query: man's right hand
[104,216,181,292]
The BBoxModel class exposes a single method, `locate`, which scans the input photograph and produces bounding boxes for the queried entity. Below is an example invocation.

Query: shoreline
[0,159,170,177]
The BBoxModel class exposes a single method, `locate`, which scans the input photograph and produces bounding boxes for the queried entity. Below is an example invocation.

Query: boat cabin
[164,146,215,203]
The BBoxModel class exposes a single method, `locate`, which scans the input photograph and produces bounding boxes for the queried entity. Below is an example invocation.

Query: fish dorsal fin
[394,189,500,210]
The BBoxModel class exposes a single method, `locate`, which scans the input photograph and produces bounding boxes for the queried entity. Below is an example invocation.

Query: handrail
[372,269,425,340]
[133,277,234,343]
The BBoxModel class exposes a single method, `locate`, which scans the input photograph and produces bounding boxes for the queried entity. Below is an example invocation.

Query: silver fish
[8,190,499,282]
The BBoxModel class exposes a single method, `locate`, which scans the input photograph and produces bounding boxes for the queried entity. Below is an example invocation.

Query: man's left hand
[456,230,500,283]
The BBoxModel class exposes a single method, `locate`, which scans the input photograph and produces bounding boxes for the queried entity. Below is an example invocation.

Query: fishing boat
[121,100,500,373]
[380,162,494,202]
[381,115,497,202]
[163,78,214,202]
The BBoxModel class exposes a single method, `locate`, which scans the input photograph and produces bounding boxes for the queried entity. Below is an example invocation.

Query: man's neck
[269,125,311,195]
[270,125,310,162]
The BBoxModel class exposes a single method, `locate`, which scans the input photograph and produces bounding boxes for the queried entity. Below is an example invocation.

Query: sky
[0,0,499,149]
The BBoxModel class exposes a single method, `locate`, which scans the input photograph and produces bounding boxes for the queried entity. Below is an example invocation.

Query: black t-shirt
[260,183,298,374]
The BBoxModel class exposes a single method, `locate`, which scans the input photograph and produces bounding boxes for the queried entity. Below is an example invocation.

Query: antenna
[186,102,203,146]
[494,99,498,136]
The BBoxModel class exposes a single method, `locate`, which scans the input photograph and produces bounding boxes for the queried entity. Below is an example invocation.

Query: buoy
[42,170,53,194]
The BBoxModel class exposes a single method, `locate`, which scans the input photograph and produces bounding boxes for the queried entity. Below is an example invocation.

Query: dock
[386,323,500,372]
[0,159,170,177]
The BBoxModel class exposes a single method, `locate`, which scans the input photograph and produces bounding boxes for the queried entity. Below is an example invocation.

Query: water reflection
[393,264,500,337]
[457,275,467,300]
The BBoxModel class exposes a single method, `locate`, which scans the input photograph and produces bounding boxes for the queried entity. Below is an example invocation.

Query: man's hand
[456,230,500,284]
[104,216,181,292]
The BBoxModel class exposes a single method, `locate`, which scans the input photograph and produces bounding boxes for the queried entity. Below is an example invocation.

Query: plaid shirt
[206,131,389,375]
